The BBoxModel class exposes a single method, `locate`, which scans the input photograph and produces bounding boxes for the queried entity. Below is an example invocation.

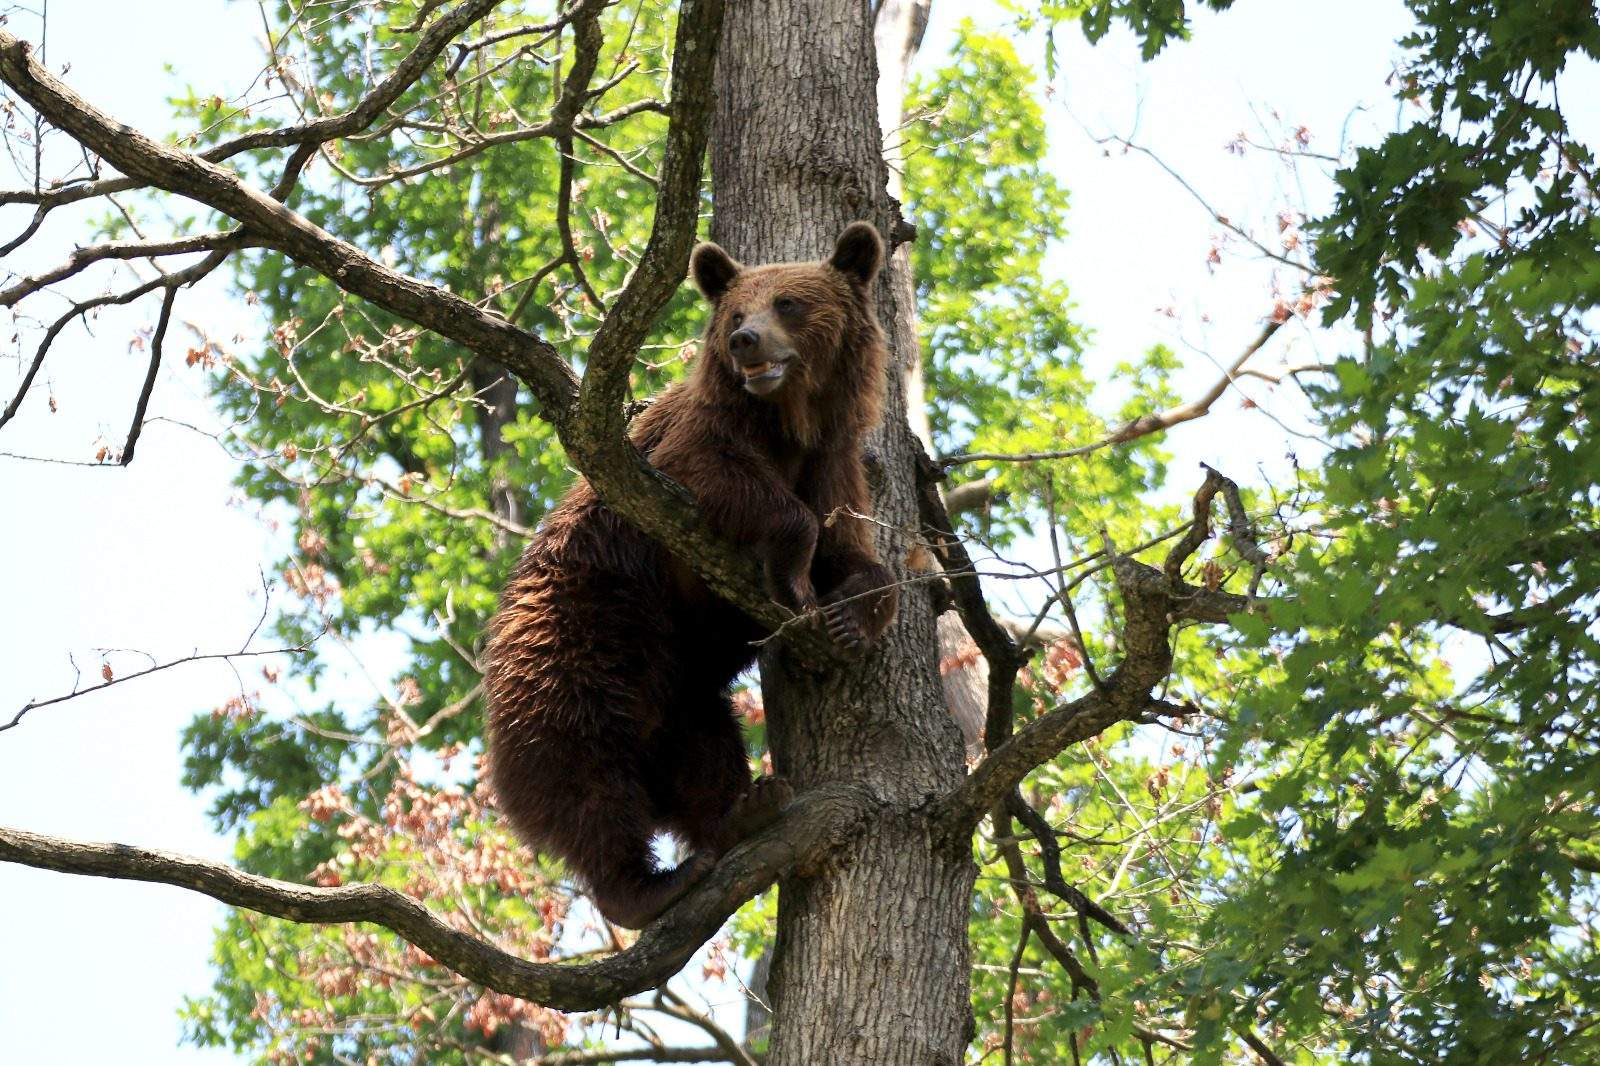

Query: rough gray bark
[711,3,975,1063]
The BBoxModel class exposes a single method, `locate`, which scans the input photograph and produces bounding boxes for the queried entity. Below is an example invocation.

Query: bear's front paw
[820,566,898,655]
[822,597,870,657]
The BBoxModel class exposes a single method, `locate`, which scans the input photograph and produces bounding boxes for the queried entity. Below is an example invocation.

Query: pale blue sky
[0,0,1520,1061]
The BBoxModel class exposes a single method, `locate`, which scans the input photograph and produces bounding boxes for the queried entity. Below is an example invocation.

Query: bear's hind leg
[559,777,715,931]
[653,697,792,859]
[585,849,715,930]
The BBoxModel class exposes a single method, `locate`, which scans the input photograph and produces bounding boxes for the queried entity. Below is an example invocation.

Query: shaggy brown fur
[485,223,899,929]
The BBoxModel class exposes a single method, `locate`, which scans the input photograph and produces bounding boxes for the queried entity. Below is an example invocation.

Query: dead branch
[941,319,1284,469]
[0,229,245,307]
[2,634,319,735]
[118,285,177,464]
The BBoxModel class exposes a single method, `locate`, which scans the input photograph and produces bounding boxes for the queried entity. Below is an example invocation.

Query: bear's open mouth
[740,358,789,395]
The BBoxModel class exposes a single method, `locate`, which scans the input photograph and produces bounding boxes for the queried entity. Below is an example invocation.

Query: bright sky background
[0,0,1469,1060]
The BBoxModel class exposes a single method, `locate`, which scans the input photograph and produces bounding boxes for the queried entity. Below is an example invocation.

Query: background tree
[2,0,1597,1063]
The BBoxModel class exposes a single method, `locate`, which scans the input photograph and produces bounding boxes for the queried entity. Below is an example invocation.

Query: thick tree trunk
[711,3,975,1063]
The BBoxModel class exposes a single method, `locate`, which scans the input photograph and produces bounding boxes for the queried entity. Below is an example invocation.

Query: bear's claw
[823,599,869,656]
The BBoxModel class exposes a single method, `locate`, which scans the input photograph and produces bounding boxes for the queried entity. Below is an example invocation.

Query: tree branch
[942,475,999,518]
[1,244,237,432]
[548,0,836,661]
[1005,789,1130,937]
[913,442,1026,751]
[940,319,1284,469]
[930,470,1268,835]
[533,1048,740,1065]
[0,26,579,416]
[0,0,507,210]
[0,229,246,308]
[0,783,870,1012]
[118,284,177,465]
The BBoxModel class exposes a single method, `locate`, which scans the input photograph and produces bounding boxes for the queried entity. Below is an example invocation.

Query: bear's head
[689,222,884,403]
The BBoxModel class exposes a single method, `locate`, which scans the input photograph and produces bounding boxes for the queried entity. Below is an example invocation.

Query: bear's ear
[690,242,742,301]
[829,221,883,287]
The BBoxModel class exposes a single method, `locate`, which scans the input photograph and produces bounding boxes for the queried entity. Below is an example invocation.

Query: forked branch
[931,467,1270,834]
[0,20,578,415]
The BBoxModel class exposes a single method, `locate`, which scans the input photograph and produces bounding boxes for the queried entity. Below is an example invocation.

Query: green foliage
[1010,0,1237,65]
[1178,4,1600,1060]
[166,2,709,1059]
[905,27,1174,549]
[942,3,1600,1063]
[1318,0,1600,323]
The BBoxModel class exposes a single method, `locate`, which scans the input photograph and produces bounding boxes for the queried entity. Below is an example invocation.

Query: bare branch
[941,319,1285,469]
[182,0,509,163]
[1237,1028,1291,1066]
[2,634,318,735]
[0,0,505,215]
[1163,467,1225,581]
[118,284,177,465]
[552,5,609,312]
[913,444,1026,752]
[1088,130,1314,275]
[532,1047,741,1065]
[0,26,579,415]
[0,230,245,308]
[1,244,235,432]
[0,782,870,1012]
[637,987,759,1066]
[1005,789,1130,937]
[1234,361,1329,385]
[1002,917,1031,1066]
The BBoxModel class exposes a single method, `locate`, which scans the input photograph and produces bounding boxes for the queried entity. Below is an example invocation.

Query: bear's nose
[729,327,759,355]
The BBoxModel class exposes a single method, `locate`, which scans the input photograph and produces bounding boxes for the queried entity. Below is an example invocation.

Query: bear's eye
[773,297,801,315]
[729,313,745,328]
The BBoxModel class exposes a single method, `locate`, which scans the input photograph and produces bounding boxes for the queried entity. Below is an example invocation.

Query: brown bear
[484,222,899,929]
